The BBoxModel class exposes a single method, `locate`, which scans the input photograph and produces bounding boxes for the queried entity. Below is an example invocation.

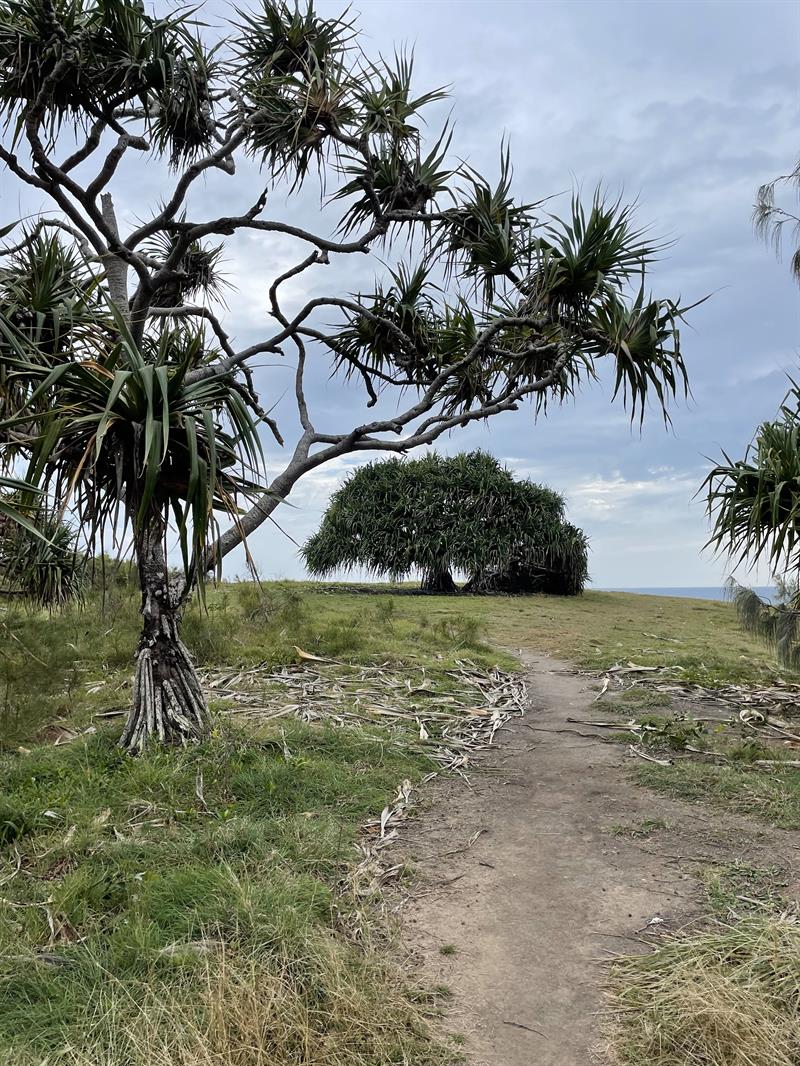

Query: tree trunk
[120,524,209,754]
[420,564,458,594]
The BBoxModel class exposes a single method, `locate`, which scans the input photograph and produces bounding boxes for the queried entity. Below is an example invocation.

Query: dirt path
[399,652,800,1066]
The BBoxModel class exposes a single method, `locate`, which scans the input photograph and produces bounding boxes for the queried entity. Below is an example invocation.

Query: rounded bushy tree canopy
[303,451,588,594]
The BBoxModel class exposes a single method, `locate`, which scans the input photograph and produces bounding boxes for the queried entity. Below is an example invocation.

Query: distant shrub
[0,514,85,608]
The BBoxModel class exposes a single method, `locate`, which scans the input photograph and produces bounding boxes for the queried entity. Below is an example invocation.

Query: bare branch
[60,117,108,172]
[291,335,313,431]
[207,336,575,568]
[100,194,129,312]
[184,216,386,255]
[126,124,251,251]
[269,250,328,321]
[187,293,423,385]
[0,217,94,260]
[85,133,149,200]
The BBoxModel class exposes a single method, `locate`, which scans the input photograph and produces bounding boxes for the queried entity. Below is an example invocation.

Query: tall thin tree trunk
[120,522,209,754]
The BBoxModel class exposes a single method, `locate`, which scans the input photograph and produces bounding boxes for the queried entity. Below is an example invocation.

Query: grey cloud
[3,0,797,588]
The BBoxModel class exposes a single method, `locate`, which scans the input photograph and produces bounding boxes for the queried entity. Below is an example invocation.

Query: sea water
[602,586,776,603]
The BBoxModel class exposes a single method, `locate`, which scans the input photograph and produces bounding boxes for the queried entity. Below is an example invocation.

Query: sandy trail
[399,652,799,1066]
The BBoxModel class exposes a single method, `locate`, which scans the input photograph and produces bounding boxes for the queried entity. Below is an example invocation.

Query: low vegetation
[633,760,800,829]
[610,917,800,1066]
[0,725,455,1066]
[0,578,514,1064]
[2,580,798,1064]
[611,859,799,1066]
[370,585,789,685]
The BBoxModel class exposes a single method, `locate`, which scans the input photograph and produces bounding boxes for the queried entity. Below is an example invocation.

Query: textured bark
[120,524,209,754]
[420,564,458,594]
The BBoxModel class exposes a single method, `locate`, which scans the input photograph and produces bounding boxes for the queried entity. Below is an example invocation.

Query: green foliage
[1,290,264,585]
[0,0,694,615]
[0,231,99,366]
[706,379,800,573]
[0,726,451,1064]
[0,511,85,607]
[0,0,216,166]
[303,451,588,594]
[0,473,43,535]
[706,378,800,665]
[727,580,800,668]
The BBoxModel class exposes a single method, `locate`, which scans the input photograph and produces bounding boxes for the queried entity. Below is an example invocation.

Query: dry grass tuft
[7,940,450,1066]
[609,917,800,1066]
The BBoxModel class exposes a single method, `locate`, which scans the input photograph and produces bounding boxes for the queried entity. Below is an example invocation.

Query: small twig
[502,1019,547,1038]
[526,726,610,739]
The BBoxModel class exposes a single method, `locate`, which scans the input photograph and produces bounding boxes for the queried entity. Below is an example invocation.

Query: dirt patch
[397,652,800,1066]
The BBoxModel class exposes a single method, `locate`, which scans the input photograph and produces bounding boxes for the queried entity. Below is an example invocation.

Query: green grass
[702,861,788,917]
[0,579,508,1064]
[0,579,511,747]
[608,817,669,838]
[634,760,800,829]
[0,721,455,1065]
[2,579,796,1062]
[394,587,792,686]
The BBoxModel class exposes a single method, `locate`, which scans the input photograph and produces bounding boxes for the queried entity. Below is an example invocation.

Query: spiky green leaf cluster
[0,509,85,606]
[330,190,691,422]
[707,380,800,667]
[706,379,800,572]
[0,239,264,586]
[303,451,588,594]
[0,0,216,167]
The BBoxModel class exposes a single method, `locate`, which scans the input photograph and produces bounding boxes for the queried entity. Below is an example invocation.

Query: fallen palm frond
[595,663,800,723]
[201,658,527,898]
[201,658,526,774]
[588,665,800,768]
[609,916,800,1066]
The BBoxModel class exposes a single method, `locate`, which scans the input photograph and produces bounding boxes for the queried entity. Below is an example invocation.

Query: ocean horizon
[600,586,776,603]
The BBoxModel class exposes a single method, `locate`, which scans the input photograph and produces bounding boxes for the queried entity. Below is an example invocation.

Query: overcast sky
[3,0,799,587]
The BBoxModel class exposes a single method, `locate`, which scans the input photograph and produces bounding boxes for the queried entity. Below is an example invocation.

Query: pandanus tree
[303,451,589,594]
[706,379,800,666]
[304,451,589,593]
[0,0,693,752]
[0,511,85,607]
[704,162,800,665]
